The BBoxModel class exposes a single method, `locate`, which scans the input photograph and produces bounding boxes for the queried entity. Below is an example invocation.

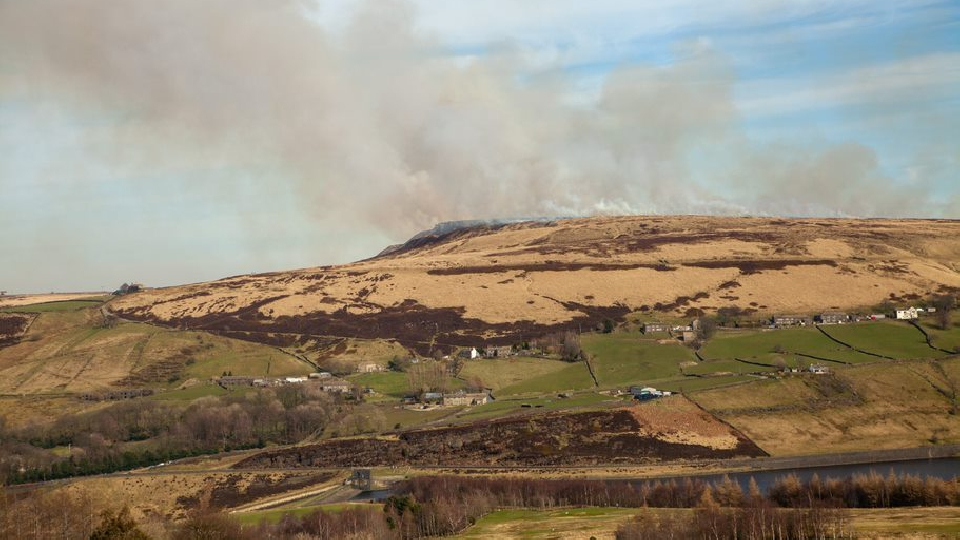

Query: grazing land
[3,216,960,537]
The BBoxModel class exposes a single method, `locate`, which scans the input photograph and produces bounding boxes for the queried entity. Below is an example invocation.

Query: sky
[1,0,958,294]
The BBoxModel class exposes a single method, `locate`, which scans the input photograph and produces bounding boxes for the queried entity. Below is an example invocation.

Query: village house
[422,392,444,404]
[817,311,849,324]
[319,378,352,393]
[809,365,829,375]
[357,362,384,373]
[681,330,697,342]
[484,345,513,358]
[217,376,255,388]
[442,391,489,407]
[458,347,480,359]
[773,315,806,327]
[642,322,671,334]
[896,307,920,320]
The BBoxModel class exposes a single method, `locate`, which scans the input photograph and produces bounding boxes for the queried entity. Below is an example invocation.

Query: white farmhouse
[896,307,919,320]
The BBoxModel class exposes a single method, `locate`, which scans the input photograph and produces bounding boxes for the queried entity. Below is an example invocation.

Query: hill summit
[112,216,960,353]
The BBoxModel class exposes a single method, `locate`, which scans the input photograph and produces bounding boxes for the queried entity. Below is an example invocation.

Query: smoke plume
[0,0,954,254]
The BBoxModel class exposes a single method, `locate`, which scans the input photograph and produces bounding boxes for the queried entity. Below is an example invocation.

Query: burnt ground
[0,313,33,349]
[117,298,631,356]
[176,472,335,510]
[233,408,766,470]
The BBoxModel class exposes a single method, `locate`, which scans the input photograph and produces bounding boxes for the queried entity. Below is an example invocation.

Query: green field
[459,357,577,392]
[581,333,698,388]
[152,384,229,401]
[454,392,619,422]
[683,358,775,376]
[700,327,879,365]
[819,321,945,360]
[923,321,960,352]
[2,299,105,313]
[497,361,595,396]
[458,507,641,539]
[348,371,411,398]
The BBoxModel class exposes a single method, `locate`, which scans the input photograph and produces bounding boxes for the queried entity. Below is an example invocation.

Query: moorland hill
[110,216,960,352]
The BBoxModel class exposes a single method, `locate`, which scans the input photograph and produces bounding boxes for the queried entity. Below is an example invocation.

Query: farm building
[896,307,920,320]
[458,347,481,359]
[442,391,489,407]
[642,322,671,334]
[319,378,352,393]
[773,315,806,327]
[484,345,513,358]
[817,311,849,324]
[357,362,384,373]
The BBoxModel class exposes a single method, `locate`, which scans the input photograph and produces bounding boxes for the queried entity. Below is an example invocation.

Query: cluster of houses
[643,305,937,336]
[641,321,700,342]
[80,388,154,401]
[402,390,490,408]
[458,345,514,360]
[216,372,354,393]
[771,305,935,328]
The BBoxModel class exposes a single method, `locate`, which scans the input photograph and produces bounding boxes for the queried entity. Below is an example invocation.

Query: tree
[561,332,582,362]
[602,319,615,334]
[89,507,150,540]
[932,295,956,331]
[697,316,717,340]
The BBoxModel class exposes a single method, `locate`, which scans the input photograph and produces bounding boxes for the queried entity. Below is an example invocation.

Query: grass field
[459,357,578,392]
[1,299,105,313]
[701,327,879,365]
[923,321,960,352]
[456,506,960,539]
[457,507,642,539]
[0,305,310,399]
[497,361,595,396]
[818,321,945,360]
[452,392,619,423]
[691,357,960,455]
[152,384,229,401]
[348,371,411,398]
[582,333,697,388]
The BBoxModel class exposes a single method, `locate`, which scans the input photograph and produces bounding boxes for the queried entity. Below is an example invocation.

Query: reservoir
[638,457,960,493]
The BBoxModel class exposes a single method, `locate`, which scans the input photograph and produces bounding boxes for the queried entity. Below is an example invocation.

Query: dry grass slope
[110,217,960,350]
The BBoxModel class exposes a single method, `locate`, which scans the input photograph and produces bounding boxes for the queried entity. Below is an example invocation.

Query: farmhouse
[817,311,849,324]
[896,307,920,320]
[319,378,352,393]
[357,362,384,373]
[458,347,480,359]
[484,345,513,358]
[217,376,255,388]
[773,315,806,327]
[642,322,671,334]
[442,391,489,407]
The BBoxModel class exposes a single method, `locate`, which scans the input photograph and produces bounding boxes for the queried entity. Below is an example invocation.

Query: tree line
[1,384,342,484]
[2,470,958,539]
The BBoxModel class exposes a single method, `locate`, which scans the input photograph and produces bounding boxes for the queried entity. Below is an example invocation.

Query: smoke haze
[0,0,957,291]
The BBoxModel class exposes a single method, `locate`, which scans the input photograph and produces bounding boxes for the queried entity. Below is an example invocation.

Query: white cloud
[738,51,960,118]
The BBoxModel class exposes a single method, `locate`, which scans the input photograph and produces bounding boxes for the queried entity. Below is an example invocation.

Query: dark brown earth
[118,298,630,356]
[0,314,33,349]
[233,408,766,470]
[176,472,335,510]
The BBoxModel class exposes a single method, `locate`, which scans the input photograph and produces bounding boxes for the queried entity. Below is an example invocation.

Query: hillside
[110,216,960,353]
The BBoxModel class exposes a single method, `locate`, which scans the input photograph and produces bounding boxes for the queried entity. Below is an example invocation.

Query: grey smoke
[0,0,954,256]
